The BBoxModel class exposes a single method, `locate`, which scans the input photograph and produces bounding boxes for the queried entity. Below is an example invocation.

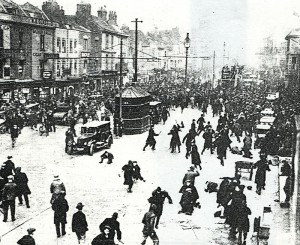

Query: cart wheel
[89,144,95,156]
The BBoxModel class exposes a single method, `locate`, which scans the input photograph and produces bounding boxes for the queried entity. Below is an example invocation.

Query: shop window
[18,60,25,77]
[40,34,45,51]
[74,60,77,74]
[106,34,109,49]
[69,59,73,74]
[39,61,44,78]
[84,60,88,69]
[106,54,109,70]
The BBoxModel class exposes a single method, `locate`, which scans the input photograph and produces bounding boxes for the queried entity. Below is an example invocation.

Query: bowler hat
[76,202,84,210]
[27,228,36,234]
[7,156,12,159]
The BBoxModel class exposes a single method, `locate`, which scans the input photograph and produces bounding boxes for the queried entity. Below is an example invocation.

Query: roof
[20,2,49,20]
[64,15,91,32]
[81,121,110,128]
[91,15,120,34]
[116,86,150,98]
[285,28,300,40]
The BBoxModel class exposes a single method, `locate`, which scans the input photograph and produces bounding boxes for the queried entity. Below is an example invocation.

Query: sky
[12,0,300,68]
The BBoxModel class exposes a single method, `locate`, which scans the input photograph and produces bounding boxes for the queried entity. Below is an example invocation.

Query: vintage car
[53,103,70,125]
[260,108,274,117]
[66,121,113,156]
[149,101,162,124]
[259,116,276,126]
[254,124,271,149]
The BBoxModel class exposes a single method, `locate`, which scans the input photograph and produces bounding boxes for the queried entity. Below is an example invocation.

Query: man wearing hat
[100,212,122,243]
[92,225,115,245]
[14,167,31,208]
[99,151,114,164]
[17,228,36,245]
[148,187,173,229]
[50,175,66,204]
[122,161,135,193]
[141,204,159,245]
[72,203,88,244]
[52,193,69,238]
[2,175,17,222]
[143,125,159,151]
[0,156,15,182]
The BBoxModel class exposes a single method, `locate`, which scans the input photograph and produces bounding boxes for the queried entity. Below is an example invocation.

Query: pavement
[0,106,295,245]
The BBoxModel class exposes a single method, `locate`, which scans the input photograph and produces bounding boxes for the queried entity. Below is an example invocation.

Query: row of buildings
[0,0,187,102]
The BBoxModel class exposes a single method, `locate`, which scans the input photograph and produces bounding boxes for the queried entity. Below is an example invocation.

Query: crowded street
[1,0,300,244]
[0,105,295,244]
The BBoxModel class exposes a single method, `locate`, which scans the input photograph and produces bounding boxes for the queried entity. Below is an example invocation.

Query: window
[0,29,3,48]
[74,60,77,73]
[74,39,77,53]
[40,34,45,51]
[62,38,66,53]
[0,59,3,78]
[69,59,73,74]
[106,34,109,49]
[83,39,88,51]
[18,60,25,77]
[84,60,88,69]
[62,59,66,70]
[19,31,23,49]
[111,36,114,48]
[111,54,114,70]
[292,57,297,70]
[106,54,109,70]
[56,60,61,76]
[57,37,61,53]
[69,39,73,53]
[39,61,44,78]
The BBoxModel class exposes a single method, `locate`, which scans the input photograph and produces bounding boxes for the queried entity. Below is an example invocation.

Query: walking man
[148,187,173,229]
[72,202,88,244]
[143,125,159,151]
[50,175,66,204]
[52,193,69,238]
[182,129,194,159]
[141,204,159,245]
[2,175,17,222]
[14,167,31,208]
[100,212,122,243]
[253,154,271,195]
[122,161,135,193]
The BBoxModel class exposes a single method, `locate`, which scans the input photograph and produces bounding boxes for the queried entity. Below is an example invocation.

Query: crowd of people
[0,77,299,244]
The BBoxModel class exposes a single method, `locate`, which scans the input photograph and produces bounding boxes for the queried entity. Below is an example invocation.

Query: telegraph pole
[119,36,123,125]
[131,18,143,84]
[212,50,215,89]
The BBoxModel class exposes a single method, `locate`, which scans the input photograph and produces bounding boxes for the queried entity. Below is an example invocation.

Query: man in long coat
[179,180,199,215]
[2,175,17,222]
[191,143,202,170]
[148,187,173,229]
[182,129,194,159]
[100,212,122,243]
[122,161,134,193]
[0,156,15,182]
[52,194,69,237]
[72,202,88,243]
[14,167,31,208]
[143,125,159,151]
[253,154,271,195]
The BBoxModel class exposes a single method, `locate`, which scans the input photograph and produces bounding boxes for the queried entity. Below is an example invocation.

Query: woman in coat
[236,200,251,245]
[14,167,31,208]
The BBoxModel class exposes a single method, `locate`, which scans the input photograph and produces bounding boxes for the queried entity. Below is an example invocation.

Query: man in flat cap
[100,212,122,243]
[2,175,17,222]
[17,228,36,245]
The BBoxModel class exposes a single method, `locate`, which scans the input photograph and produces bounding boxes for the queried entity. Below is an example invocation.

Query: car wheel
[89,144,95,156]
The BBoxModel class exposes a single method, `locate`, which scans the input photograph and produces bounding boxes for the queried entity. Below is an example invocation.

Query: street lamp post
[184,33,191,85]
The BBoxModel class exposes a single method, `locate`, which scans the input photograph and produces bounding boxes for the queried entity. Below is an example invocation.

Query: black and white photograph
[0,0,299,244]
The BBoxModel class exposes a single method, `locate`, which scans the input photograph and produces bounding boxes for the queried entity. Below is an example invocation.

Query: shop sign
[81,52,90,58]
[44,53,59,59]
[42,71,52,79]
